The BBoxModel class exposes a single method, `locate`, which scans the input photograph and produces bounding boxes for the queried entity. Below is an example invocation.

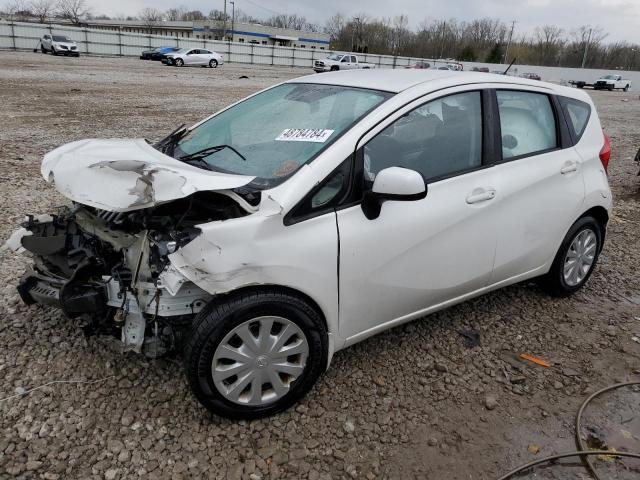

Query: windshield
[52,36,72,42]
[327,54,343,61]
[173,83,392,187]
[602,75,618,80]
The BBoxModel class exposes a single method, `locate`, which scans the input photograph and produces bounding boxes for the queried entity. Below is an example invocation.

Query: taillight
[599,132,611,173]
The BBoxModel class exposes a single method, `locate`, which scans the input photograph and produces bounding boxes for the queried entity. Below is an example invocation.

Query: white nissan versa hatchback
[6,70,612,418]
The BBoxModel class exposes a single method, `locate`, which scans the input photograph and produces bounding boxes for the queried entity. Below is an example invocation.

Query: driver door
[337,89,499,341]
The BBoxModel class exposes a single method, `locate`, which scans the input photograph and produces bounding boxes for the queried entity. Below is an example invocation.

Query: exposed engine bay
[14,191,249,358]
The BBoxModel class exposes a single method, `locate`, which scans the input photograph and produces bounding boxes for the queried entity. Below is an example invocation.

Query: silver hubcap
[563,229,597,287]
[212,316,309,406]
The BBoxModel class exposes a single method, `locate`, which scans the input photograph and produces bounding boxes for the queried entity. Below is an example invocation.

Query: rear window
[559,97,591,142]
[496,90,557,160]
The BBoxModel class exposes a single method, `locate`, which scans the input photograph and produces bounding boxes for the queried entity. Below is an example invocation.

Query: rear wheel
[184,289,327,419]
[174,58,184,67]
[538,216,602,297]
[209,59,218,68]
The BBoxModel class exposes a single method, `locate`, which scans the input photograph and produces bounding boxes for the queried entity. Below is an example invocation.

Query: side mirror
[362,167,427,220]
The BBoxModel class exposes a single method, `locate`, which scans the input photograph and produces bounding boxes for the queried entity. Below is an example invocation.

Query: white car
[594,74,631,91]
[39,34,79,57]
[313,53,375,72]
[6,70,612,418]
[162,48,223,68]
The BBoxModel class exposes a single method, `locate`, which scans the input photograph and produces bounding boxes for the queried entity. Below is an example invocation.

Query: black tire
[330,65,339,71]
[538,216,603,297]
[51,47,57,56]
[184,289,328,419]
[624,84,630,92]
[41,46,47,53]
[174,58,184,67]
[209,59,218,68]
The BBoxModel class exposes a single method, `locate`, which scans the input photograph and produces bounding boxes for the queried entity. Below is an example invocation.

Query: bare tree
[5,0,31,20]
[56,0,90,25]
[139,7,163,32]
[30,0,54,22]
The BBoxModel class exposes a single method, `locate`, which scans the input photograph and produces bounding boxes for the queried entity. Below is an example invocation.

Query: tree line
[2,0,638,70]
[326,14,639,70]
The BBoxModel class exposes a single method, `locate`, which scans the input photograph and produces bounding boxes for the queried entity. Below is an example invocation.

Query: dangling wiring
[497,381,640,479]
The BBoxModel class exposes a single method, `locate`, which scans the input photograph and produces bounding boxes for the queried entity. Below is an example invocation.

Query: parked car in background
[313,53,375,72]
[491,70,505,75]
[40,34,79,57]
[5,70,612,419]
[594,74,631,91]
[162,48,223,68]
[471,67,490,72]
[140,46,180,60]
[406,61,430,69]
[437,62,464,71]
[521,72,542,81]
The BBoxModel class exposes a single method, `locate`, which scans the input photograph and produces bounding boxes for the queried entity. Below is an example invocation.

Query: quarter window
[496,90,557,159]
[364,91,483,183]
[559,97,591,142]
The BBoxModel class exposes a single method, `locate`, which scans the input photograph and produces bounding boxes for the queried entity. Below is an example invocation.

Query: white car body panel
[20,70,612,366]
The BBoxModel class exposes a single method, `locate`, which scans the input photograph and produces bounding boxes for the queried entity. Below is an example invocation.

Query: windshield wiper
[179,157,217,171]
[154,124,187,154]
[178,144,247,162]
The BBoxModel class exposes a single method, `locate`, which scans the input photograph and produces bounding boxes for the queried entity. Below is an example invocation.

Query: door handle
[561,162,579,174]
[466,188,496,204]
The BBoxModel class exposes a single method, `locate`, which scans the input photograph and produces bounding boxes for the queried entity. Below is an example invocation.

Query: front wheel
[184,289,327,419]
[209,59,218,68]
[538,216,602,297]
[174,58,184,67]
[51,47,57,56]
[624,84,630,92]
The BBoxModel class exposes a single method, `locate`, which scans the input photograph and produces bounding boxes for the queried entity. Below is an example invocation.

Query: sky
[84,0,640,43]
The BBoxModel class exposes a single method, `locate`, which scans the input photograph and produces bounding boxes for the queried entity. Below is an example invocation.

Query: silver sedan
[162,48,223,68]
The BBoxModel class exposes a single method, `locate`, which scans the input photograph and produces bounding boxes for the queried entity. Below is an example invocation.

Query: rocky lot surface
[0,51,639,480]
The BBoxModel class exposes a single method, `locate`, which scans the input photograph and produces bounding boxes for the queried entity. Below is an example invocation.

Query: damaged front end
[12,191,249,358]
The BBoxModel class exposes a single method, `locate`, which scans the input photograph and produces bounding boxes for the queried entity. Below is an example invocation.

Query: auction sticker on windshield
[275,129,335,143]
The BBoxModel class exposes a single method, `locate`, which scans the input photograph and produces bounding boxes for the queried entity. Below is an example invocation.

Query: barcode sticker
[275,128,335,143]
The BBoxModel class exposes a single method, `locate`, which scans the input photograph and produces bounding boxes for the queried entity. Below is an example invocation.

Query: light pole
[503,20,515,64]
[581,27,592,69]
[230,1,235,42]
[351,17,359,52]
[222,0,227,41]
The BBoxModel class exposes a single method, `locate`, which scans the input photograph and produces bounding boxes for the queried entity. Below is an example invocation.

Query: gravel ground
[0,51,639,480]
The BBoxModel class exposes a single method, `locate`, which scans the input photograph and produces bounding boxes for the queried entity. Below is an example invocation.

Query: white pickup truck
[313,53,376,73]
[594,74,631,91]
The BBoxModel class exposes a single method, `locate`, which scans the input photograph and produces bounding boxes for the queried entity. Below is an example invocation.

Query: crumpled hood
[42,138,255,212]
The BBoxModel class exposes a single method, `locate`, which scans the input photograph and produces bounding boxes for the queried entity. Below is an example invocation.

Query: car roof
[287,69,581,98]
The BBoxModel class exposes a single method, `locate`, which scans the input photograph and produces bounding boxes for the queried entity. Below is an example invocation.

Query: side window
[363,91,483,183]
[201,50,211,55]
[496,90,557,159]
[285,159,352,225]
[341,56,349,63]
[559,97,591,142]
[350,56,357,63]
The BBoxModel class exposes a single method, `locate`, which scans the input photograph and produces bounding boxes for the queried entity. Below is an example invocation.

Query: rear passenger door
[488,88,585,284]
[337,88,499,340]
